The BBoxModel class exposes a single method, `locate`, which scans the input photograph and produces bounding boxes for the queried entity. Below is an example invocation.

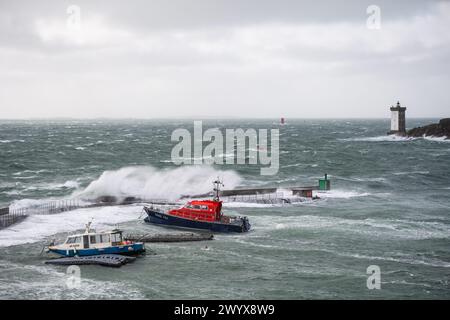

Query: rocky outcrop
[407,118,450,139]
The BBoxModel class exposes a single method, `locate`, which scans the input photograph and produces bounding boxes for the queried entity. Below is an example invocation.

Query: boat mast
[213,178,224,201]
[85,219,93,234]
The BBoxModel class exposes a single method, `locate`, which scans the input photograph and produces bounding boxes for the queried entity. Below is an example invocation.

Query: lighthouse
[388,101,407,135]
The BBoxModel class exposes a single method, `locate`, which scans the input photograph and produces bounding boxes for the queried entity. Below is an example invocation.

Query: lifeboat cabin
[144,199,250,233]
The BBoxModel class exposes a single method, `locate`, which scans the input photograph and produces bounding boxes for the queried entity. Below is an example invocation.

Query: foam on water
[315,189,370,199]
[339,135,415,142]
[8,197,94,210]
[341,135,450,143]
[73,165,242,202]
[0,139,25,143]
[223,202,281,208]
[0,260,145,299]
[251,215,450,240]
[0,205,141,247]
[342,253,450,268]
[228,237,450,269]
[22,180,80,192]
[1,120,449,298]
[393,171,430,175]
[334,176,387,182]
[423,135,450,142]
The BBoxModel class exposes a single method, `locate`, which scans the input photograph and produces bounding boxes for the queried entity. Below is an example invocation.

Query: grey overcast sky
[0,0,449,118]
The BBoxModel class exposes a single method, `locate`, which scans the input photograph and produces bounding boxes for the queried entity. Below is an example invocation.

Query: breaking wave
[339,135,414,142]
[423,135,450,142]
[73,165,242,202]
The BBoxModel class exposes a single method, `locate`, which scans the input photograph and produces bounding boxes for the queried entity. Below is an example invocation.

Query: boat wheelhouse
[47,222,145,257]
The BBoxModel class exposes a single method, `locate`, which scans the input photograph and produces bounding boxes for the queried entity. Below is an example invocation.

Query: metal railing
[7,199,88,216]
[0,208,27,229]
[221,192,290,204]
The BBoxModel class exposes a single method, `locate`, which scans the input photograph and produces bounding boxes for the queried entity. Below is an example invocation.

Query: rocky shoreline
[407,118,450,139]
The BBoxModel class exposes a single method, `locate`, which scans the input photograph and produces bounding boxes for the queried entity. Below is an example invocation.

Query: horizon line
[0,116,446,121]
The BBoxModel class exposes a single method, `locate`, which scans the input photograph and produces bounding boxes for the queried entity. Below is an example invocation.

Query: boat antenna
[213,177,224,201]
[85,218,94,233]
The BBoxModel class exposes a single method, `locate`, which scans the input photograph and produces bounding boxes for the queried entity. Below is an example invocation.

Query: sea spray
[0,205,141,247]
[72,165,242,202]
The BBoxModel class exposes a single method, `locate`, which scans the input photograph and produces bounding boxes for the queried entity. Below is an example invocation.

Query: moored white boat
[46,222,145,257]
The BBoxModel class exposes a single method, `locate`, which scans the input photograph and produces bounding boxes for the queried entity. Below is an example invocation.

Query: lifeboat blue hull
[144,207,250,233]
[48,243,145,257]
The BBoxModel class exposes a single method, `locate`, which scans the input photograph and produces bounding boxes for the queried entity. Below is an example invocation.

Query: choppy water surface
[0,119,449,299]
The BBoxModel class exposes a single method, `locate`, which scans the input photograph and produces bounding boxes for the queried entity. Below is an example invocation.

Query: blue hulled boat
[144,180,251,233]
[46,222,145,257]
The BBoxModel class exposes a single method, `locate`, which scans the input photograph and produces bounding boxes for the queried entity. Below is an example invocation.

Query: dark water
[0,119,449,299]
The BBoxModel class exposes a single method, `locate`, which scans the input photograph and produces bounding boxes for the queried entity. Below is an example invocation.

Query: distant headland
[407,118,450,139]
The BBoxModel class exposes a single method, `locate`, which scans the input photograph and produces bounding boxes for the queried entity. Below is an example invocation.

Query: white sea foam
[44,180,80,191]
[73,165,242,202]
[0,139,25,143]
[251,215,450,241]
[331,252,450,268]
[423,135,450,142]
[19,180,80,193]
[223,202,280,208]
[341,135,449,143]
[9,198,56,209]
[339,135,414,142]
[0,205,141,247]
[281,163,302,168]
[315,189,370,199]
[0,261,145,299]
[393,171,429,175]
[218,188,365,207]
[223,199,315,208]
[334,176,387,182]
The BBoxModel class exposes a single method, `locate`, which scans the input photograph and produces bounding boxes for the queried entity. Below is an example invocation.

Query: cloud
[0,1,449,118]
[21,2,450,67]
[35,15,132,48]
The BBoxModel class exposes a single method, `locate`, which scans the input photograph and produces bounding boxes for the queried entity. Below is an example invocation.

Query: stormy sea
[0,119,449,299]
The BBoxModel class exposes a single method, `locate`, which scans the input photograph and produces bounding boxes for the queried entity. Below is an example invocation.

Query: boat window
[193,205,201,210]
[201,205,208,210]
[73,237,82,244]
[101,234,110,243]
[95,235,102,244]
[111,233,122,243]
[66,237,76,244]
[90,235,96,244]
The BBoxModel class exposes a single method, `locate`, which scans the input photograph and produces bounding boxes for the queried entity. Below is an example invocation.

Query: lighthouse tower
[388,101,407,135]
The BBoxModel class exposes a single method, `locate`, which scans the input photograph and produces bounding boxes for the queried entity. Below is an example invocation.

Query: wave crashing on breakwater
[72,165,242,202]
